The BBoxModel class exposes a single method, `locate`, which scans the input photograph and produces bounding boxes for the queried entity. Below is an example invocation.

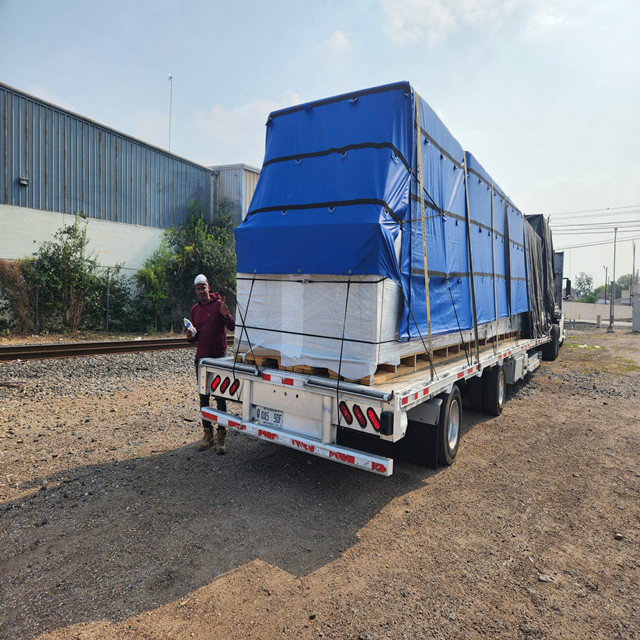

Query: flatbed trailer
[197,82,567,476]
[199,330,559,476]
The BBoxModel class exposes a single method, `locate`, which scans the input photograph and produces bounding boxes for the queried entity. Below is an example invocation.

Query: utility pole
[603,265,608,304]
[632,241,636,304]
[168,73,173,151]
[607,227,617,333]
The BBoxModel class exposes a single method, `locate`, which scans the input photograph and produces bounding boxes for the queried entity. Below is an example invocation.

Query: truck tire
[437,385,462,465]
[482,366,505,416]
[542,324,560,361]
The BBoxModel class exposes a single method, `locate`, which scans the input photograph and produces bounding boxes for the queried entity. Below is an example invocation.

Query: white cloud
[379,0,518,45]
[316,30,352,57]
[190,91,301,168]
[524,2,577,40]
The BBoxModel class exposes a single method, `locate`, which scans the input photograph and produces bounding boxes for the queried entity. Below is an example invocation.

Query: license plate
[255,406,284,428]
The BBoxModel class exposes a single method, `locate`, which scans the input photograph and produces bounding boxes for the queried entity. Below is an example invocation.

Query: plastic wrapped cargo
[234,82,555,380]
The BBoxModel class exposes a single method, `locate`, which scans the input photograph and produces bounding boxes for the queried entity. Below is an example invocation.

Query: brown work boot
[216,427,227,455]
[198,427,214,451]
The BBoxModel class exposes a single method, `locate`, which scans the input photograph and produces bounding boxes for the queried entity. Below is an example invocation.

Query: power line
[544,204,640,216]
[549,209,640,225]
[551,220,640,230]
[553,229,640,236]
[556,234,639,251]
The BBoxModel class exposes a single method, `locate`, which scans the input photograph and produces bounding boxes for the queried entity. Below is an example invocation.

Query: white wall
[0,204,164,275]
[563,301,632,322]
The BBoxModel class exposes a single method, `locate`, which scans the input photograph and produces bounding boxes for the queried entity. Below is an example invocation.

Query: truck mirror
[564,279,571,299]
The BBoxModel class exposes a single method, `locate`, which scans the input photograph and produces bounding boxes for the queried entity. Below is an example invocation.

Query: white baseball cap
[194,274,208,285]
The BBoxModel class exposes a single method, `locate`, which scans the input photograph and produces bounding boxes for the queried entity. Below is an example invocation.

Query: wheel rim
[447,399,460,450]
[498,370,505,408]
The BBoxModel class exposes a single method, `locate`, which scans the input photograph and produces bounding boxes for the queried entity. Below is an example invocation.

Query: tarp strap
[233,271,259,377]
[463,155,481,365]
[262,141,411,174]
[247,199,402,224]
[448,282,471,367]
[504,199,513,321]
[232,324,397,346]
[522,215,533,337]
[399,284,439,380]
[336,273,352,427]
[415,97,435,380]
[491,180,499,354]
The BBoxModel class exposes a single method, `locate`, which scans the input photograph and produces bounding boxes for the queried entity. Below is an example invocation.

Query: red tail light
[229,379,240,396]
[339,401,353,425]
[210,375,221,392]
[220,377,230,393]
[353,404,366,428]
[367,408,381,431]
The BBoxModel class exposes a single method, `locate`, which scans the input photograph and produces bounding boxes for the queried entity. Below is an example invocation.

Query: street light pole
[607,227,617,333]
[632,241,637,305]
[168,73,173,151]
[603,265,608,304]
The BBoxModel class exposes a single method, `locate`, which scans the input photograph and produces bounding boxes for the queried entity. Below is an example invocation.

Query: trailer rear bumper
[201,407,393,476]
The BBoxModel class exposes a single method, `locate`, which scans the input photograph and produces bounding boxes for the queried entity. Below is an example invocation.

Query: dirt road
[1,328,639,639]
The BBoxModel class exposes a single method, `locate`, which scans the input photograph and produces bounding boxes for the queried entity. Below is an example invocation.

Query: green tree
[0,259,34,333]
[136,199,236,331]
[613,273,633,300]
[574,272,594,300]
[20,218,133,333]
[135,242,172,331]
[21,220,98,331]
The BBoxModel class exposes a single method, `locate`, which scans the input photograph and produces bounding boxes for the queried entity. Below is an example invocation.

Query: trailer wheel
[437,386,462,465]
[542,324,560,361]
[482,366,505,416]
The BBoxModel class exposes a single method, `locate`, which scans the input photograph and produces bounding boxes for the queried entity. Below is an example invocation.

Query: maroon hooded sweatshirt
[189,292,235,358]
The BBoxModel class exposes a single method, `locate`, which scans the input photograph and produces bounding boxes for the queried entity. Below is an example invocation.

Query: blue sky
[1,0,639,287]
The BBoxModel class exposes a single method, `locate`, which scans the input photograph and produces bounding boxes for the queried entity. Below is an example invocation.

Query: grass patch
[616,359,640,373]
[567,343,605,350]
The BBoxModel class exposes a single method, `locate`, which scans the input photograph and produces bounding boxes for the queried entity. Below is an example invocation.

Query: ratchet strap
[415,98,435,379]
[463,155,481,365]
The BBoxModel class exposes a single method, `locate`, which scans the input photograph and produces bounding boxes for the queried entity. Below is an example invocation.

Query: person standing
[187,274,235,453]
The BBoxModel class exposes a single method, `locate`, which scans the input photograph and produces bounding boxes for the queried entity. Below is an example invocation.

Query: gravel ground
[1,328,639,640]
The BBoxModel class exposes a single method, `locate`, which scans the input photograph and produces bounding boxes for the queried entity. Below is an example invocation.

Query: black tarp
[525,214,557,337]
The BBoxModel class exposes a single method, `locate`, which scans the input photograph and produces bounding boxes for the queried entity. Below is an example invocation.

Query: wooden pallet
[234,330,523,386]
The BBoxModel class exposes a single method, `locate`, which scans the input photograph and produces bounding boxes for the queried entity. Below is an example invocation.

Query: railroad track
[0,337,202,362]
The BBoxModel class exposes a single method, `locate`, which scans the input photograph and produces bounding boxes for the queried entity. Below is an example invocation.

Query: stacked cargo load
[234,82,555,383]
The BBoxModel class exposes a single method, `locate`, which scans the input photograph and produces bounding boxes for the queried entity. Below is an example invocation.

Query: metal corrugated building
[1,81,215,228]
[210,163,261,227]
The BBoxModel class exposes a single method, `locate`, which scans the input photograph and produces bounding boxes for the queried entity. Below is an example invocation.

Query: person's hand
[220,297,229,317]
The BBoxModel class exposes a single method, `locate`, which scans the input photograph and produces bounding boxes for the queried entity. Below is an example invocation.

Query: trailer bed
[199,333,551,476]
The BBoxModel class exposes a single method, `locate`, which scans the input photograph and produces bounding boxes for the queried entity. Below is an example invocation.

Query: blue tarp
[236,82,547,341]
